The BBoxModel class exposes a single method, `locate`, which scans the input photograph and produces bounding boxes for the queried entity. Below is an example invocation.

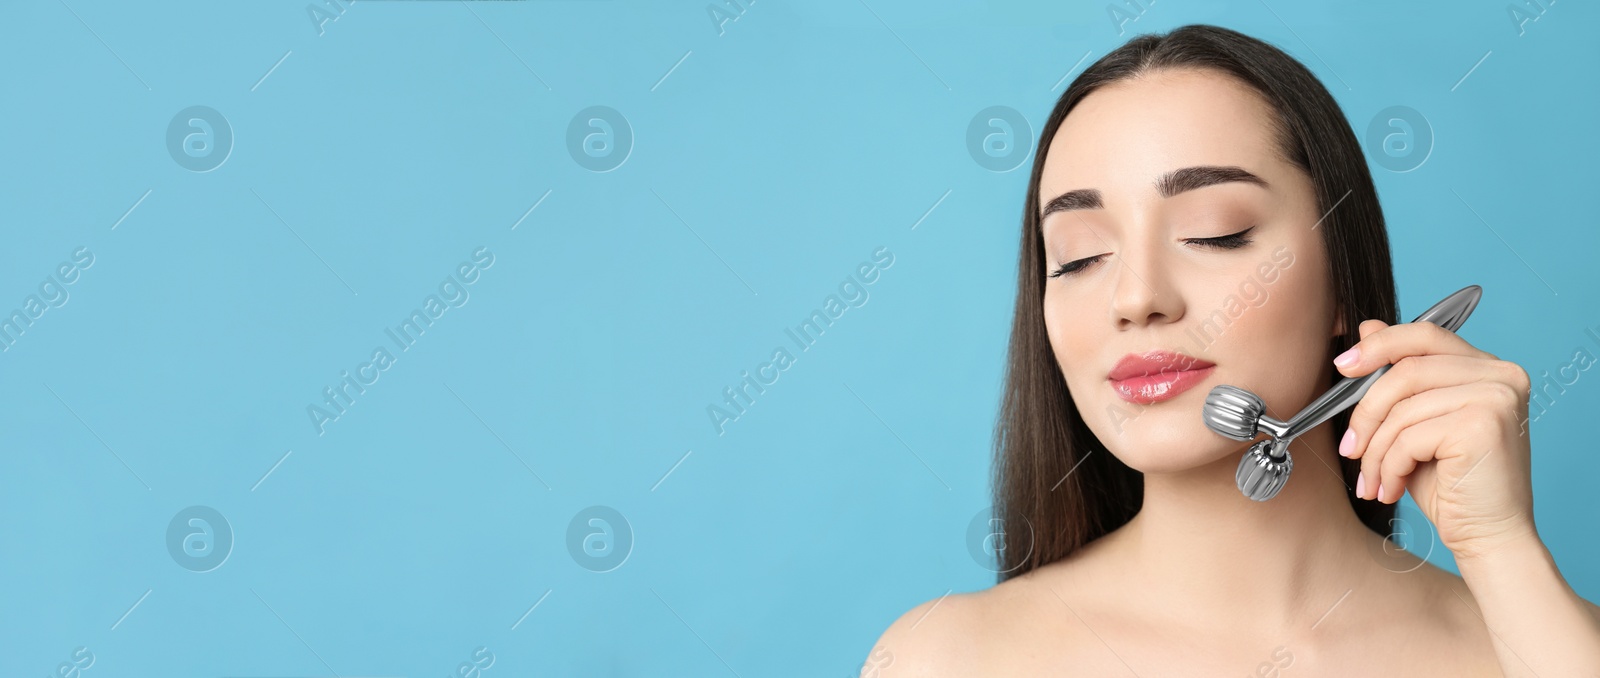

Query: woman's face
[1039,67,1342,473]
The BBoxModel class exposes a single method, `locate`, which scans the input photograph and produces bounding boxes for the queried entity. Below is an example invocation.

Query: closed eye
[1189,225,1256,250]
[1047,226,1257,279]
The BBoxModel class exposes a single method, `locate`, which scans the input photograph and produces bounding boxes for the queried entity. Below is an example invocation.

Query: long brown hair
[994,24,1398,582]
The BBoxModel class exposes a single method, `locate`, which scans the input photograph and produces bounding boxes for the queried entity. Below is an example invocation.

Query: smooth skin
[865,68,1599,677]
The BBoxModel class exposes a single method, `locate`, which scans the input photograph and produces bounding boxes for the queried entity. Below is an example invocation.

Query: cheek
[1224,244,1334,408]
[1042,294,1082,363]
[1256,243,1332,349]
[1042,289,1062,348]
[1043,294,1103,403]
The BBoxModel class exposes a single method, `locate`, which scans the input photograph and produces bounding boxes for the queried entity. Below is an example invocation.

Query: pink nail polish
[1339,429,1354,457]
[1355,471,1366,498]
[1377,482,1386,503]
[1334,347,1359,368]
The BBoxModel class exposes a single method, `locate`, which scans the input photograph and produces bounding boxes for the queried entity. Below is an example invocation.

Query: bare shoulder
[863,570,1108,676]
[862,591,974,677]
[1373,553,1484,624]
[1406,542,1600,626]
[1389,557,1505,657]
[1566,587,1600,624]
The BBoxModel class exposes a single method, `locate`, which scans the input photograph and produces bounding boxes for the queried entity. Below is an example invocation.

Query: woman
[868,24,1599,675]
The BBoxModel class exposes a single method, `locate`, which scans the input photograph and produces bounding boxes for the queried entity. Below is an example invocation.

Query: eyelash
[1047,226,1257,280]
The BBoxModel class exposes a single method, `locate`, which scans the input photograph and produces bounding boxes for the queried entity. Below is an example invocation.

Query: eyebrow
[1038,165,1270,221]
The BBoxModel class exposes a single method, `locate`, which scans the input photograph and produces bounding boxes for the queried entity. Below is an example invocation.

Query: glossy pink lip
[1107,350,1217,405]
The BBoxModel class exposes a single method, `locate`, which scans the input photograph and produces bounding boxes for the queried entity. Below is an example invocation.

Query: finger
[1341,354,1505,461]
[1356,379,1472,470]
[1376,391,1484,502]
[1357,381,1490,500]
[1371,414,1463,504]
[1334,318,1497,379]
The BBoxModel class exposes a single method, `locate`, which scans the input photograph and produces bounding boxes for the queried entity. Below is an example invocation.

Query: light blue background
[1,0,1596,675]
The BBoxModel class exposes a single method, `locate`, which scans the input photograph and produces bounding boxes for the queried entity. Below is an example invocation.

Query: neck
[1113,423,1379,631]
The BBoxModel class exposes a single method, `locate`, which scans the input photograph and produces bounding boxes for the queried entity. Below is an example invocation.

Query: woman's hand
[1334,318,1538,562]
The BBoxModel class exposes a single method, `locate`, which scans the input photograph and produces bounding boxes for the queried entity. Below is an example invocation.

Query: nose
[1109,244,1185,329]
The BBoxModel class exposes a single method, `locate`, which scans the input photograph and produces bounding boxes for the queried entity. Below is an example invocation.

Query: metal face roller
[1201,285,1483,501]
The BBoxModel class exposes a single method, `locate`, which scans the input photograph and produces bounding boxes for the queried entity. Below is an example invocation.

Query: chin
[1111,442,1235,474]
[1088,405,1239,474]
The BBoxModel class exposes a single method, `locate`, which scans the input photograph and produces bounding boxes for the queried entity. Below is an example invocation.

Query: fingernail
[1355,471,1366,498]
[1377,482,1386,503]
[1339,429,1355,457]
[1334,347,1359,368]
